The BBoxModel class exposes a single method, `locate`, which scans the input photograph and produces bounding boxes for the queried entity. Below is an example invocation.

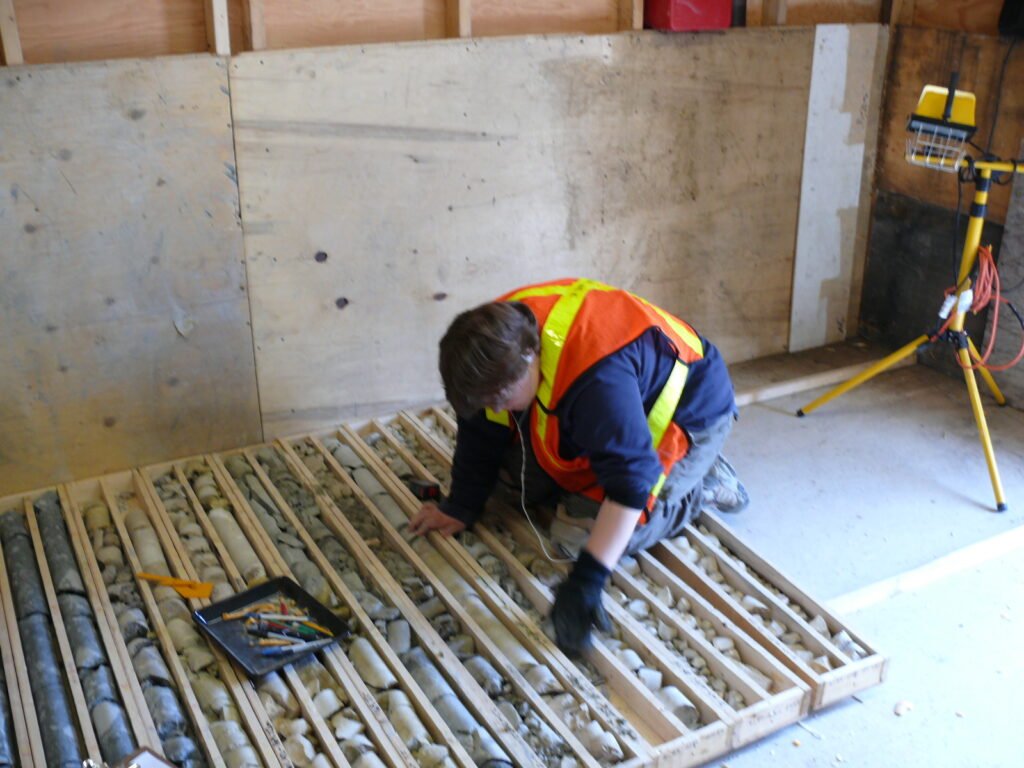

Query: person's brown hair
[439,301,539,417]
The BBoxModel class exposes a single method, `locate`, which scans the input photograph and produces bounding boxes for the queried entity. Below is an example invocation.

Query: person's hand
[550,550,611,656]
[408,502,466,537]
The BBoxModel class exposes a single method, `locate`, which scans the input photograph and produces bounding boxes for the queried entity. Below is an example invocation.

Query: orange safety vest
[485,277,705,518]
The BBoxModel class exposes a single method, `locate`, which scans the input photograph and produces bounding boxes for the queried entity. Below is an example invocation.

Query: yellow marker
[302,620,334,637]
[136,572,213,599]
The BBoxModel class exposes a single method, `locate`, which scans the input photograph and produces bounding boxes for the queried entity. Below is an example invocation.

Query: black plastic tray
[192,576,348,677]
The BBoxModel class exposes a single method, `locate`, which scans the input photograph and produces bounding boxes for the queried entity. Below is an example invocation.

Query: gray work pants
[500,412,735,558]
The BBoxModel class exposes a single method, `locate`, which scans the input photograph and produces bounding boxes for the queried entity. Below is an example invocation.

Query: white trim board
[789,24,888,352]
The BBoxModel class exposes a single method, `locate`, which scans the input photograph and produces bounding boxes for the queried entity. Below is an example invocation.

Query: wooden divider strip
[487,512,811,748]
[397,412,453,463]
[22,497,102,759]
[389,414,810,750]
[480,514,736,719]
[205,0,231,55]
[699,512,878,651]
[0,494,42,765]
[632,549,806,697]
[238,446,489,768]
[682,526,850,664]
[205,453,419,768]
[430,406,457,435]
[469,516,736,761]
[278,436,598,768]
[0,0,23,65]
[652,539,835,706]
[341,423,676,751]
[131,469,288,767]
[374,419,732,728]
[57,485,164,753]
[144,460,351,768]
[96,476,228,768]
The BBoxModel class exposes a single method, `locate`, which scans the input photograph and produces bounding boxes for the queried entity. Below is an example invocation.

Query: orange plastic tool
[136,572,214,599]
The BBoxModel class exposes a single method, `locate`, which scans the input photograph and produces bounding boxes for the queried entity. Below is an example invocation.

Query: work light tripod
[796,80,1023,512]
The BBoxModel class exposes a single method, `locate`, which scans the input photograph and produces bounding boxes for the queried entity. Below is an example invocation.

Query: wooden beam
[619,0,644,31]
[746,0,760,26]
[881,0,916,25]
[447,0,471,38]
[763,0,786,25]
[0,0,23,65]
[204,0,231,55]
[733,355,915,408]
[241,0,267,50]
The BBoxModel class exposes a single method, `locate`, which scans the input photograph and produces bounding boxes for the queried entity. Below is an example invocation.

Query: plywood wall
[230,29,816,437]
[0,56,262,494]
[1,25,893,492]
[983,147,1024,407]
[876,27,1024,225]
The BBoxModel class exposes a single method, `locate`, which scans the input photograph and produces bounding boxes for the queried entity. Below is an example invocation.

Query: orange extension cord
[934,244,1024,372]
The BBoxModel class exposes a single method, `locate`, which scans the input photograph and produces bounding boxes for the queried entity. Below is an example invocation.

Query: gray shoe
[701,455,749,514]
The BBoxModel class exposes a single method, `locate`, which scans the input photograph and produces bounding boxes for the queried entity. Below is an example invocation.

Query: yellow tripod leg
[797,334,929,417]
[967,337,1007,405]
[957,346,1008,511]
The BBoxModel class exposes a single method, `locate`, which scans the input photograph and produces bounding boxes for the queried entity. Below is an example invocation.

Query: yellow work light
[798,70,1023,513]
[905,77,978,171]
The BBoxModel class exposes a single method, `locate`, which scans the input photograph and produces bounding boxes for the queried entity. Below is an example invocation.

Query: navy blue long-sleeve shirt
[440,328,735,526]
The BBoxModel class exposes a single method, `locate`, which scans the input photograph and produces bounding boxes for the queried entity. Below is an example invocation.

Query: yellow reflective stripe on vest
[519,279,617,471]
[536,279,615,408]
[485,408,510,427]
[505,283,571,302]
[647,359,688,445]
[635,296,704,358]
[512,279,694,496]
[650,472,668,501]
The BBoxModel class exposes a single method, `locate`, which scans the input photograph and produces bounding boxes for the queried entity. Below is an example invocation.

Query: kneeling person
[409,278,745,655]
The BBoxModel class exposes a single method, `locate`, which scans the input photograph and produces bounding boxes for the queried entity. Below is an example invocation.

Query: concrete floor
[712,362,1024,767]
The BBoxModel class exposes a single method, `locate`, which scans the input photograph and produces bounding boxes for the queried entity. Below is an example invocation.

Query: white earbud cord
[511,411,574,564]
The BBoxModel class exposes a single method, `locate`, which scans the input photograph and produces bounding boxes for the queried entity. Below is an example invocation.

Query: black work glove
[551,550,612,657]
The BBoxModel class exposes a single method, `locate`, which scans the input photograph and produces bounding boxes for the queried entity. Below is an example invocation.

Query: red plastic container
[645,0,732,31]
